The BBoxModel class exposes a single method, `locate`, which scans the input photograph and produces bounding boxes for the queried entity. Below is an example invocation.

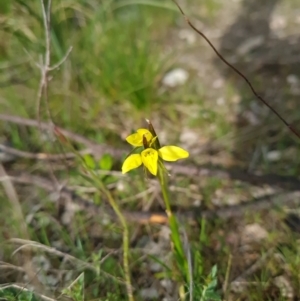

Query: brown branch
[0,165,43,290]
[0,143,92,160]
[0,114,123,157]
[1,114,300,190]
[6,171,300,225]
[170,164,300,191]
[173,0,300,140]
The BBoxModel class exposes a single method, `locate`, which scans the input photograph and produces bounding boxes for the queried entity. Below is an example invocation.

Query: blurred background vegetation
[0,0,224,142]
[1,0,300,300]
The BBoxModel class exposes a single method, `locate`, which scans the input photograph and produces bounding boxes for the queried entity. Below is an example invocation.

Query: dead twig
[1,113,300,191]
[0,143,90,160]
[0,121,299,190]
[5,171,300,225]
[37,0,52,122]
[8,238,126,286]
[0,165,43,291]
[230,248,275,291]
[172,0,300,140]
[0,284,57,301]
[0,113,123,157]
[48,46,73,71]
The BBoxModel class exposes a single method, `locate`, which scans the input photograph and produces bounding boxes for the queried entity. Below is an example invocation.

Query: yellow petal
[137,129,153,143]
[126,133,143,147]
[141,148,158,176]
[158,146,189,162]
[122,154,142,174]
[126,129,153,147]
[149,136,158,147]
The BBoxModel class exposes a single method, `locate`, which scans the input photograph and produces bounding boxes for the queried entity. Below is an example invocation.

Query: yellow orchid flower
[125,128,153,147]
[122,128,189,176]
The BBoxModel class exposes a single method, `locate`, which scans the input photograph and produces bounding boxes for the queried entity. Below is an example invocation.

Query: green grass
[0,0,177,122]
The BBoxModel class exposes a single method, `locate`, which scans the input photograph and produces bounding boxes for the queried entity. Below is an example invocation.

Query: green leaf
[211,265,218,278]
[83,154,96,169]
[207,279,217,290]
[99,154,113,170]
[0,287,37,301]
[62,272,85,301]
[0,0,11,14]
[169,214,184,260]
[203,291,221,301]
[148,254,172,273]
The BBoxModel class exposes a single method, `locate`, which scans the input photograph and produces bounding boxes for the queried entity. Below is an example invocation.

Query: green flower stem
[68,145,134,301]
[157,168,189,282]
[98,180,134,301]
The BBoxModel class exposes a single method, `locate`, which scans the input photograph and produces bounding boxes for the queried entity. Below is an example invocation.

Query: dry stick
[223,254,233,297]
[1,116,300,193]
[0,165,43,291]
[1,113,300,189]
[0,284,57,301]
[48,46,73,71]
[1,133,300,191]
[35,4,75,258]
[37,0,52,122]
[28,2,75,263]
[0,114,123,157]
[37,0,72,121]
[0,114,96,147]
[28,2,134,291]
[1,0,72,294]
[230,247,275,289]
[6,172,300,225]
[173,0,300,140]
[36,0,60,194]
[9,238,123,285]
[0,143,80,160]
[36,0,73,190]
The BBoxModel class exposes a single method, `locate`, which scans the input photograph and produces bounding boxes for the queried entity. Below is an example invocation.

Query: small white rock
[216,97,225,106]
[140,288,159,299]
[162,68,189,88]
[150,262,163,272]
[242,223,268,243]
[44,275,59,286]
[287,74,299,85]
[236,36,264,56]
[180,129,199,147]
[178,29,196,45]
[117,180,125,191]
[144,241,164,256]
[159,226,171,241]
[274,275,294,299]
[213,78,224,89]
[266,150,281,162]
[193,199,202,207]
[243,110,260,125]
[270,15,287,31]
[160,279,173,291]
[32,255,51,271]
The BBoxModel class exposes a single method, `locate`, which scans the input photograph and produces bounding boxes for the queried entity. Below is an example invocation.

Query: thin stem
[62,144,134,301]
[99,181,134,301]
[158,169,172,213]
[157,168,189,282]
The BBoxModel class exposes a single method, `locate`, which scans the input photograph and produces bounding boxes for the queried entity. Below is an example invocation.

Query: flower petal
[126,133,143,147]
[122,154,142,174]
[158,146,189,161]
[126,129,153,147]
[141,148,158,176]
[137,129,153,143]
